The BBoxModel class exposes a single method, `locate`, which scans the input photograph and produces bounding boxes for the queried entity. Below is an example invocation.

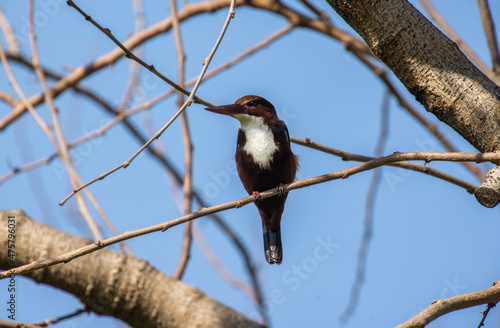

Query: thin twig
[0,90,18,106]
[351,50,486,181]
[28,0,102,240]
[1,0,232,131]
[0,24,293,188]
[1,150,494,280]
[0,48,58,150]
[119,0,146,110]
[477,0,500,76]
[1,22,292,156]
[29,307,88,327]
[340,92,391,323]
[197,23,295,82]
[476,302,497,328]
[66,0,211,107]
[0,319,42,328]
[60,0,237,206]
[0,36,101,243]
[298,0,334,28]
[0,80,264,301]
[210,215,267,322]
[171,0,194,281]
[27,3,134,254]
[0,153,57,185]
[0,9,20,55]
[73,0,489,185]
[291,137,478,193]
[81,187,135,256]
[192,224,255,299]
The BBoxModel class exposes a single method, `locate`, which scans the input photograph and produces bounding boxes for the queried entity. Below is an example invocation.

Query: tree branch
[326,0,500,154]
[60,0,237,206]
[2,150,496,280]
[171,0,194,281]
[340,92,391,323]
[0,210,264,328]
[291,137,479,193]
[477,0,500,76]
[0,0,236,130]
[28,0,103,241]
[396,281,500,328]
[66,0,210,107]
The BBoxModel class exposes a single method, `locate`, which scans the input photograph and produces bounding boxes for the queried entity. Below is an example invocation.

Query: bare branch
[340,92,391,323]
[0,24,294,188]
[209,215,267,318]
[350,50,486,181]
[0,0,234,130]
[396,281,500,328]
[291,137,478,193]
[298,0,334,28]
[328,0,500,156]
[193,224,255,299]
[0,319,43,328]
[0,9,20,55]
[66,0,211,108]
[247,0,372,56]
[119,0,146,110]
[0,210,264,328]
[0,154,56,185]
[28,0,102,240]
[0,90,18,106]
[476,303,497,328]
[171,0,194,281]
[60,0,237,205]
[477,0,500,76]
[2,150,495,280]
[29,308,88,327]
[474,166,500,207]
[0,46,59,150]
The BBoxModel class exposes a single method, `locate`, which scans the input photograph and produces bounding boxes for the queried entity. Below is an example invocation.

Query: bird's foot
[252,191,261,200]
[277,183,285,196]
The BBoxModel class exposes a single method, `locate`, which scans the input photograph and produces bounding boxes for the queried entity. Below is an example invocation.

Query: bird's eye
[246,101,257,107]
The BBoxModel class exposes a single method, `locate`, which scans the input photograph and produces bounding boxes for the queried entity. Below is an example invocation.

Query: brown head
[205,95,279,123]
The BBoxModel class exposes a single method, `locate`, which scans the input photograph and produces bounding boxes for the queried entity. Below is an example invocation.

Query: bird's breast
[241,125,278,170]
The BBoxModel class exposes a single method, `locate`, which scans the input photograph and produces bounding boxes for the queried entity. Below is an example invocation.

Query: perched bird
[205,95,298,264]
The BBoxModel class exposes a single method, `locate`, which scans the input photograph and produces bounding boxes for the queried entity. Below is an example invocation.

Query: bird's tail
[263,227,282,265]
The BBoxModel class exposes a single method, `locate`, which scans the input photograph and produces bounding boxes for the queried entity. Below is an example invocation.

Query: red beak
[205,104,245,117]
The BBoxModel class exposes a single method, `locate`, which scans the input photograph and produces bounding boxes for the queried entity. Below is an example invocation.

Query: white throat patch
[235,114,278,169]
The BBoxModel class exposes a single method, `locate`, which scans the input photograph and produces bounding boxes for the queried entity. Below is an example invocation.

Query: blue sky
[1,0,499,327]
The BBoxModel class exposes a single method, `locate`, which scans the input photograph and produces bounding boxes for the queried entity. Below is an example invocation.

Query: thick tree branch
[419,0,499,84]
[474,165,500,207]
[326,0,500,154]
[0,210,263,328]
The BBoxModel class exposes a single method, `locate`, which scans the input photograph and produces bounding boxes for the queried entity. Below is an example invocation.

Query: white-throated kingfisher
[205,95,298,264]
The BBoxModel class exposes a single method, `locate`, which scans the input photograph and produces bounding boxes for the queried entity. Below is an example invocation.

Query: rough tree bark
[0,210,263,328]
[325,0,500,153]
